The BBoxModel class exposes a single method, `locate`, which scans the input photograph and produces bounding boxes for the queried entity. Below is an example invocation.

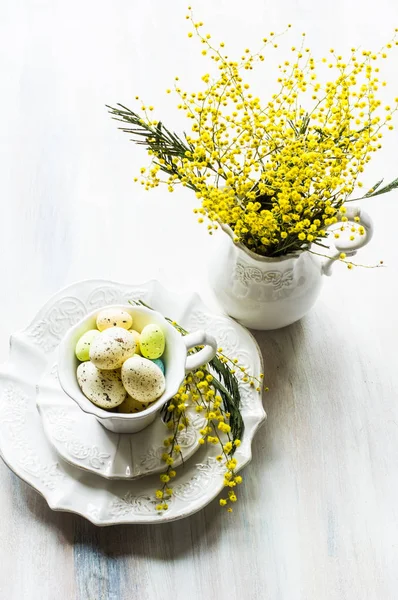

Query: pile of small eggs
[75,308,166,413]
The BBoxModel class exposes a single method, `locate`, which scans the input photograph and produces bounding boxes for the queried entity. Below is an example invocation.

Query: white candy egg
[96,308,133,331]
[121,356,165,404]
[90,327,136,370]
[77,361,127,409]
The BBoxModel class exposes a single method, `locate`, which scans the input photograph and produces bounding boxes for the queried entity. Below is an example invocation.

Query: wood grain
[1,0,398,598]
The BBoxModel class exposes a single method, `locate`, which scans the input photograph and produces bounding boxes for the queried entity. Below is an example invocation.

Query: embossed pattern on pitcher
[209,229,323,329]
[235,263,294,290]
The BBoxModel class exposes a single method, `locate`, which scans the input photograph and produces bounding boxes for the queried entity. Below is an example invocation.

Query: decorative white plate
[36,366,202,480]
[0,280,266,525]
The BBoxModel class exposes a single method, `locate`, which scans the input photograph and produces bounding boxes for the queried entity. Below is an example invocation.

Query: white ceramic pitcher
[209,206,374,330]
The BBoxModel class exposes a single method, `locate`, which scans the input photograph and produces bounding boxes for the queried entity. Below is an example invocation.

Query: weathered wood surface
[1,0,397,598]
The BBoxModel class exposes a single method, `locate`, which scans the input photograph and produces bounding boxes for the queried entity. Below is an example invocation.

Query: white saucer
[36,365,203,480]
[0,279,266,525]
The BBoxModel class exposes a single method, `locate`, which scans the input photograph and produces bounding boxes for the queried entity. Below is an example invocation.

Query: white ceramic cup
[58,304,218,434]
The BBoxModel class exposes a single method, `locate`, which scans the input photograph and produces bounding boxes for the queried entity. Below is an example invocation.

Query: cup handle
[322,206,374,276]
[183,330,218,373]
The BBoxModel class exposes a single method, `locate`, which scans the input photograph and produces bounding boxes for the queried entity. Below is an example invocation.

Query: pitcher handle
[183,330,218,373]
[322,206,374,276]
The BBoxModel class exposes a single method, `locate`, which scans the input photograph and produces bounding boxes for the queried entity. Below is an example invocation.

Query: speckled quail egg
[96,308,133,332]
[117,395,153,414]
[140,324,165,360]
[121,356,165,403]
[77,361,127,409]
[89,327,136,370]
[75,329,101,362]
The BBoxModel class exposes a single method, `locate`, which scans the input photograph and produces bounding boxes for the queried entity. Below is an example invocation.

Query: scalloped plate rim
[0,279,266,525]
[35,390,204,481]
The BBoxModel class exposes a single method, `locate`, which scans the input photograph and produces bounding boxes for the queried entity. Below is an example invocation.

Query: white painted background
[1,0,398,598]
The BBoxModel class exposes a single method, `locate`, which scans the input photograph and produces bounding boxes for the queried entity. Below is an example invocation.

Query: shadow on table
[20,477,228,558]
[239,318,307,495]
[253,317,306,415]
[19,318,308,561]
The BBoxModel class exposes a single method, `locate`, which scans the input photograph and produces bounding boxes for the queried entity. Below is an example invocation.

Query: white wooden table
[1,1,398,598]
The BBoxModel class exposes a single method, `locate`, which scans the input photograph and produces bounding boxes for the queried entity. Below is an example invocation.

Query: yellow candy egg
[140,324,165,359]
[96,308,133,331]
[129,329,141,355]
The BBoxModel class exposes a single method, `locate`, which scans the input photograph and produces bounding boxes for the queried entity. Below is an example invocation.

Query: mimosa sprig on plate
[130,299,265,512]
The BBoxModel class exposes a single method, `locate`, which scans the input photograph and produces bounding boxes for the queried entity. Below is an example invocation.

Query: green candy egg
[75,329,100,361]
[140,324,165,360]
